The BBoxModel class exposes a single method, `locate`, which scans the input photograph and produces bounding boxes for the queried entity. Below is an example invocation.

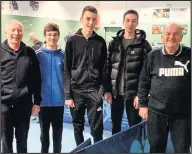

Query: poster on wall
[9,1,19,10]
[1,1,7,10]
[6,1,40,12]
[152,25,165,34]
[180,25,188,35]
[153,8,170,18]
[29,1,39,11]
[152,24,188,35]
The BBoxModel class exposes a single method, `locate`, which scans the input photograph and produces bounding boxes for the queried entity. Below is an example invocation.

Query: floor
[12,118,111,153]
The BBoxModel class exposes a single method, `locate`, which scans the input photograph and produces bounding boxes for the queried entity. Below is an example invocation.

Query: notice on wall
[6,1,40,12]
[29,1,39,11]
[1,1,6,10]
[152,24,188,35]
[152,7,189,21]
[171,8,188,12]
[153,8,170,18]
[170,8,189,21]
[9,1,19,10]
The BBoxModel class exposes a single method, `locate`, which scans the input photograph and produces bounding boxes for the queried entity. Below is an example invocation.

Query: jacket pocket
[16,86,29,98]
[71,68,87,85]
[89,69,100,82]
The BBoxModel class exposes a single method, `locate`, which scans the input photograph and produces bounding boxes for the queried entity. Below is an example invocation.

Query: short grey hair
[162,23,183,35]
[5,19,23,32]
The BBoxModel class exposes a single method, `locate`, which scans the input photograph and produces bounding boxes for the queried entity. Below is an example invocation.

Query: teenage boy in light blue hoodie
[35,23,64,153]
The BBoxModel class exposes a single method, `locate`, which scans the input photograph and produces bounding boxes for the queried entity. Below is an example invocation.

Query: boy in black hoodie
[64,6,112,146]
[138,23,191,153]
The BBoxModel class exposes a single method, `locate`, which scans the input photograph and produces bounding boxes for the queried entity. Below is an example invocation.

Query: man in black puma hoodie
[1,20,41,153]
[108,10,152,134]
[138,23,191,153]
[64,6,112,146]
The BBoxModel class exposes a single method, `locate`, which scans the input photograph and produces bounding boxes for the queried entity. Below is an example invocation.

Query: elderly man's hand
[139,107,148,120]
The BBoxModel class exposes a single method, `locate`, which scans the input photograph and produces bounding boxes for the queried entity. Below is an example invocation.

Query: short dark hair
[44,23,60,36]
[123,9,139,21]
[81,5,98,17]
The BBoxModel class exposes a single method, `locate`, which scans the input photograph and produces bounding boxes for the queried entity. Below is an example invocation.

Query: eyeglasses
[45,34,59,38]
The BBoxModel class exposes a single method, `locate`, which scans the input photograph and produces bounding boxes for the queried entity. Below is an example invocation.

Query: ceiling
[80,1,190,10]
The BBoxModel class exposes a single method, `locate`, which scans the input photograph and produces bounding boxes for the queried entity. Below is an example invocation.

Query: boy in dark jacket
[138,23,191,153]
[64,5,112,146]
[108,9,152,134]
[1,19,41,153]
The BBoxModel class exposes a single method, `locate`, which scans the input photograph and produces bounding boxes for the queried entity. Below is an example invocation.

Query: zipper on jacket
[91,48,94,60]
[72,44,75,68]
[123,53,127,93]
[51,52,52,106]
[13,58,17,100]
[13,52,21,100]
[123,45,130,94]
[86,39,89,92]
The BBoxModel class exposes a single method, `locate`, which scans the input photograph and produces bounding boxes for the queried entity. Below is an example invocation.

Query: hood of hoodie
[2,40,26,54]
[113,29,147,44]
[75,28,98,38]
[40,43,62,53]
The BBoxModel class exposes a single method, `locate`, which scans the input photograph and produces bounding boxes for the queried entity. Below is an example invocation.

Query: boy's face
[123,13,138,33]
[80,11,98,33]
[45,31,59,46]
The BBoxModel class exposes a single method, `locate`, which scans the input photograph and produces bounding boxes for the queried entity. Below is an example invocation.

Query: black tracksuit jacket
[64,29,112,100]
[1,40,42,106]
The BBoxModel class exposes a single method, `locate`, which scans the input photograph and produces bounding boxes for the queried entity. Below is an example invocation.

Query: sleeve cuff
[139,100,148,107]
[65,94,72,100]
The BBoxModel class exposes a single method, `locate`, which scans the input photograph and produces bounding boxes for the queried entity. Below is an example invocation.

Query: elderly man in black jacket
[108,9,152,134]
[1,19,41,153]
[138,23,191,153]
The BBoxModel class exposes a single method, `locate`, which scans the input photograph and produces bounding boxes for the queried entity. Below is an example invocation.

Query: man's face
[5,22,23,45]
[45,31,59,46]
[123,13,138,33]
[161,25,183,48]
[80,11,97,32]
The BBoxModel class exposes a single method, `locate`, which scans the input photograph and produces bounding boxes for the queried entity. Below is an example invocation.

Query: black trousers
[70,91,103,146]
[147,111,191,153]
[111,95,142,135]
[1,103,32,153]
[38,106,64,153]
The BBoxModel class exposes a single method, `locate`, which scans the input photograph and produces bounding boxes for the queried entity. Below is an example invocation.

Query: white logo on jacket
[97,106,102,111]
[159,60,190,76]
[174,60,190,73]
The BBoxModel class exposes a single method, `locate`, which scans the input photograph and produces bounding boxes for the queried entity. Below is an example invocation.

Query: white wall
[2,1,97,21]
[2,1,190,24]
[100,7,191,28]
